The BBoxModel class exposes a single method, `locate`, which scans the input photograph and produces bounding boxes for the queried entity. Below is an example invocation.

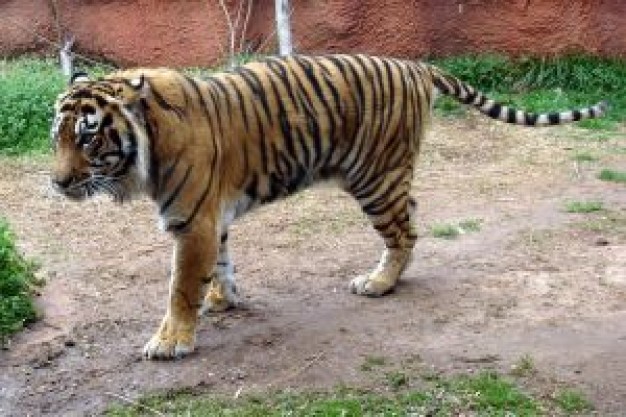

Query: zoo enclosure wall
[1,0,625,67]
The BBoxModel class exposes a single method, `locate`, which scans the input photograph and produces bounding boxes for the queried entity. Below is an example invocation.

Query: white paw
[349,273,396,297]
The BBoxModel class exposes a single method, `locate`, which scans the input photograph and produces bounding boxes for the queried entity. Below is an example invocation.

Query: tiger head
[50,71,151,202]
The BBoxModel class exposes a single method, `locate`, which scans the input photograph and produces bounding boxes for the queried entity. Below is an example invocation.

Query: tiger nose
[52,175,73,189]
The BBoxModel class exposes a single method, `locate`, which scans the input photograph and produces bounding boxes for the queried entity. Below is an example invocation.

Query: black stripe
[245,173,259,201]
[360,173,406,213]
[226,78,251,132]
[507,107,517,124]
[433,76,449,94]
[341,57,365,124]
[160,164,193,215]
[525,113,538,126]
[147,80,184,119]
[296,125,312,168]
[108,128,122,150]
[548,112,560,125]
[572,110,582,121]
[159,149,184,195]
[266,59,299,109]
[208,78,233,125]
[171,159,216,233]
[254,105,269,174]
[364,191,406,217]
[184,75,214,128]
[304,104,323,166]
[272,143,287,178]
[80,104,97,115]
[464,87,478,105]
[204,83,225,138]
[487,103,502,119]
[279,111,297,158]
[589,107,597,118]
[220,232,229,244]
[238,68,273,125]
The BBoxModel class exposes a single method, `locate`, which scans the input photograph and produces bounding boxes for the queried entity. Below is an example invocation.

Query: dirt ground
[0,116,624,416]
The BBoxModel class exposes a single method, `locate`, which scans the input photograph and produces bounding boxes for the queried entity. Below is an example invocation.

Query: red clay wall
[1,0,624,67]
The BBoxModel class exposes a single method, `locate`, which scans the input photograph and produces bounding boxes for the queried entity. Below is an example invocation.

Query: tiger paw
[349,272,397,297]
[199,278,238,315]
[143,317,196,360]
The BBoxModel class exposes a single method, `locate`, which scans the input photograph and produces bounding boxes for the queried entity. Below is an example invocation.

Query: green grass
[0,58,65,155]
[432,218,482,239]
[509,354,536,378]
[598,169,626,184]
[385,371,409,391]
[554,389,593,414]
[360,355,386,371]
[432,54,626,130]
[0,219,41,346]
[571,151,599,162]
[106,371,548,417]
[564,200,604,213]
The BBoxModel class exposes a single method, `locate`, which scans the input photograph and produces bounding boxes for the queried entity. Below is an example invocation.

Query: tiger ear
[128,74,151,99]
[70,71,90,85]
[129,74,145,90]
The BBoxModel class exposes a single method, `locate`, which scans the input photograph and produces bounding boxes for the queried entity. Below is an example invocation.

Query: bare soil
[1,116,625,416]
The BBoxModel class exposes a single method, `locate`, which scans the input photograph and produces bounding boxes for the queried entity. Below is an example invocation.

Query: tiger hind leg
[349,171,418,296]
[199,231,239,315]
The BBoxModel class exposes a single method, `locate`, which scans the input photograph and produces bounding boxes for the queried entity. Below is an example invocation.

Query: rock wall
[1,0,624,67]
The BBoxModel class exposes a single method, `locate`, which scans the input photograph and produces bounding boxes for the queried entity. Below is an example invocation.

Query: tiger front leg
[143,223,217,360]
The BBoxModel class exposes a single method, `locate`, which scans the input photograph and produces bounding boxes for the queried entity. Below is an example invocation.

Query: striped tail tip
[525,100,609,126]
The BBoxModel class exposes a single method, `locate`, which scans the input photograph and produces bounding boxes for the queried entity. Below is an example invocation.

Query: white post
[275,0,293,55]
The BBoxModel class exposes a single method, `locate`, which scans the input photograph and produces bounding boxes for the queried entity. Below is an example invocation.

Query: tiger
[50,54,607,360]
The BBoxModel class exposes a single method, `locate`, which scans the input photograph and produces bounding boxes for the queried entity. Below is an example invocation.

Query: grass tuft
[432,219,482,239]
[0,219,42,346]
[571,151,598,162]
[564,200,604,213]
[360,355,386,372]
[554,389,593,414]
[598,169,626,184]
[510,354,536,378]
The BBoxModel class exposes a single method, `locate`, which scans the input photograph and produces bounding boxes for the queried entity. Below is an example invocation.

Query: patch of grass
[0,58,65,155]
[385,371,409,391]
[448,372,539,415]
[578,209,626,236]
[598,169,626,184]
[458,218,482,232]
[431,223,460,239]
[433,54,626,130]
[554,389,593,414]
[359,355,386,372]
[510,354,536,378]
[571,151,598,162]
[431,218,482,239]
[0,219,42,346]
[564,200,604,213]
[106,371,545,417]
